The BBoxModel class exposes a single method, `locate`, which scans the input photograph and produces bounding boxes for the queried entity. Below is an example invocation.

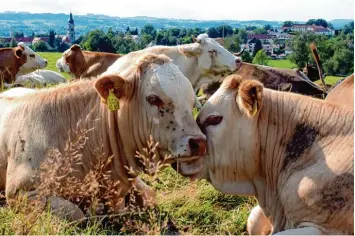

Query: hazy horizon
[1,0,354,22]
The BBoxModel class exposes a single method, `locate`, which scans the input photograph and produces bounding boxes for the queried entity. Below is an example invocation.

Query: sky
[2,0,354,21]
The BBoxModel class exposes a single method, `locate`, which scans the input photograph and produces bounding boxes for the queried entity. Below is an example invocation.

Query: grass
[268,59,297,69]
[37,52,71,79]
[268,59,343,86]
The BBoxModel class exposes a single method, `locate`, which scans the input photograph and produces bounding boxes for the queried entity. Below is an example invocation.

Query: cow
[16,42,48,76]
[56,44,122,79]
[6,70,67,88]
[196,74,353,235]
[0,43,47,86]
[0,53,207,220]
[0,46,27,85]
[325,74,354,108]
[0,87,36,99]
[105,34,242,94]
[198,62,326,102]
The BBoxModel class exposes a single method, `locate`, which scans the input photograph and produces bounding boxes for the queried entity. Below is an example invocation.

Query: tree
[81,30,116,53]
[306,19,328,28]
[252,49,269,65]
[263,24,272,31]
[207,27,218,38]
[141,24,156,38]
[131,28,139,35]
[14,32,24,38]
[282,21,294,27]
[241,51,253,63]
[9,38,18,47]
[253,28,268,35]
[342,21,354,35]
[126,26,131,34]
[48,30,56,48]
[32,40,50,52]
[236,29,248,43]
[287,33,314,68]
[253,39,262,56]
[216,25,233,37]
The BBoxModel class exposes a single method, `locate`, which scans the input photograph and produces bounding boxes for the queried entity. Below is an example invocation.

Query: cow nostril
[235,58,242,64]
[188,138,207,156]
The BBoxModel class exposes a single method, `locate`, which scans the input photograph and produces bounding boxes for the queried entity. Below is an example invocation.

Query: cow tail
[310,43,327,94]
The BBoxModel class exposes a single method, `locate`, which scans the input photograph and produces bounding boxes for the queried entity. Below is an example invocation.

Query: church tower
[67,11,75,44]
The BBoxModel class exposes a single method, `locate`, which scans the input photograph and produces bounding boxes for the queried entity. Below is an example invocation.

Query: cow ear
[179,43,202,56]
[236,80,263,118]
[14,48,24,59]
[70,44,82,51]
[94,74,130,102]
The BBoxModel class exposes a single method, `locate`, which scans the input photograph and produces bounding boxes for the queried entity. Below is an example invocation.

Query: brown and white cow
[105,34,242,94]
[199,63,326,102]
[0,43,47,86]
[0,46,27,85]
[56,44,122,79]
[325,74,354,108]
[196,75,353,235]
[0,53,206,220]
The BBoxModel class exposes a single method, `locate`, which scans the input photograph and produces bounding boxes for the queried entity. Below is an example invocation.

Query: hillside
[0,11,352,37]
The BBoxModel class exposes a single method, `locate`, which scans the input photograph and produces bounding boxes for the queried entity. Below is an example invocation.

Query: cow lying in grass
[196,74,353,235]
[0,53,207,220]
[0,42,47,86]
[56,44,122,79]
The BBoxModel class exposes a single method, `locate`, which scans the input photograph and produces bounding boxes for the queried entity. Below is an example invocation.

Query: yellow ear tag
[107,89,120,111]
[251,101,258,116]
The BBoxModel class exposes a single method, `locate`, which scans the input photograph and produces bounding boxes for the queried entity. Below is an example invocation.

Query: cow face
[180,34,242,88]
[56,52,71,73]
[17,42,47,75]
[196,75,263,194]
[95,54,207,178]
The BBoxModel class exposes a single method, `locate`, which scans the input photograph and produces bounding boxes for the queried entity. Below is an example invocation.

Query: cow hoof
[47,196,85,222]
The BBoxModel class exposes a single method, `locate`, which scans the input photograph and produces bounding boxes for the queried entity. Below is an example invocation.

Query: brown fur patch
[283,123,319,169]
[135,53,172,76]
[317,173,354,213]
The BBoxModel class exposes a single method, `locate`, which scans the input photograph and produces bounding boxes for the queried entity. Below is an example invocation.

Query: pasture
[0,53,345,234]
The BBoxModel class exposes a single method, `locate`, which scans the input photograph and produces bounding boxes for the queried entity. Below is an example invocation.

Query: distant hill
[0,12,352,37]
[329,19,354,29]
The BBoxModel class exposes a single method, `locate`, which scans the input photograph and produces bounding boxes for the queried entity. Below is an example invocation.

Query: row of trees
[287,22,354,75]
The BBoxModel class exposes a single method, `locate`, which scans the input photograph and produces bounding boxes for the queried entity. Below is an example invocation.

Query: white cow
[16,42,48,76]
[105,34,241,94]
[0,87,35,99]
[6,70,67,88]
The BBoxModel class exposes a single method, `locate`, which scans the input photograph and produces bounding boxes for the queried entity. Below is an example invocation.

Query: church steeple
[68,11,74,24]
[67,11,75,45]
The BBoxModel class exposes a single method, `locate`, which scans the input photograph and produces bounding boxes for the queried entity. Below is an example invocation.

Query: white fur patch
[153,62,195,126]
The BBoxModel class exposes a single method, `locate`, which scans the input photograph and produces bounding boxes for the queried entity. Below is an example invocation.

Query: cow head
[17,42,47,75]
[56,51,71,73]
[179,34,242,89]
[95,53,207,178]
[196,75,263,194]
[56,44,85,77]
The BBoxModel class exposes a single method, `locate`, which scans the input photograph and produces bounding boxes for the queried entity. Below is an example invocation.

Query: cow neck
[114,87,154,174]
[254,89,353,232]
[104,107,131,187]
[152,46,200,87]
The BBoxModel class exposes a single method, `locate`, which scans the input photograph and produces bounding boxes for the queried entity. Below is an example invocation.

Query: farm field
[0,53,345,234]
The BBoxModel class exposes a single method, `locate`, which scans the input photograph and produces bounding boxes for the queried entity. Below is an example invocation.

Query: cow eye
[204,115,223,127]
[29,54,35,58]
[146,95,164,107]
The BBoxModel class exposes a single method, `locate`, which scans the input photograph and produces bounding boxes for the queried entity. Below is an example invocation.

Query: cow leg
[247,205,272,235]
[273,227,323,235]
[133,177,156,207]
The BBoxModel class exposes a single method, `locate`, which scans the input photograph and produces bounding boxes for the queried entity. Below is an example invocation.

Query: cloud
[2,0,354,21]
